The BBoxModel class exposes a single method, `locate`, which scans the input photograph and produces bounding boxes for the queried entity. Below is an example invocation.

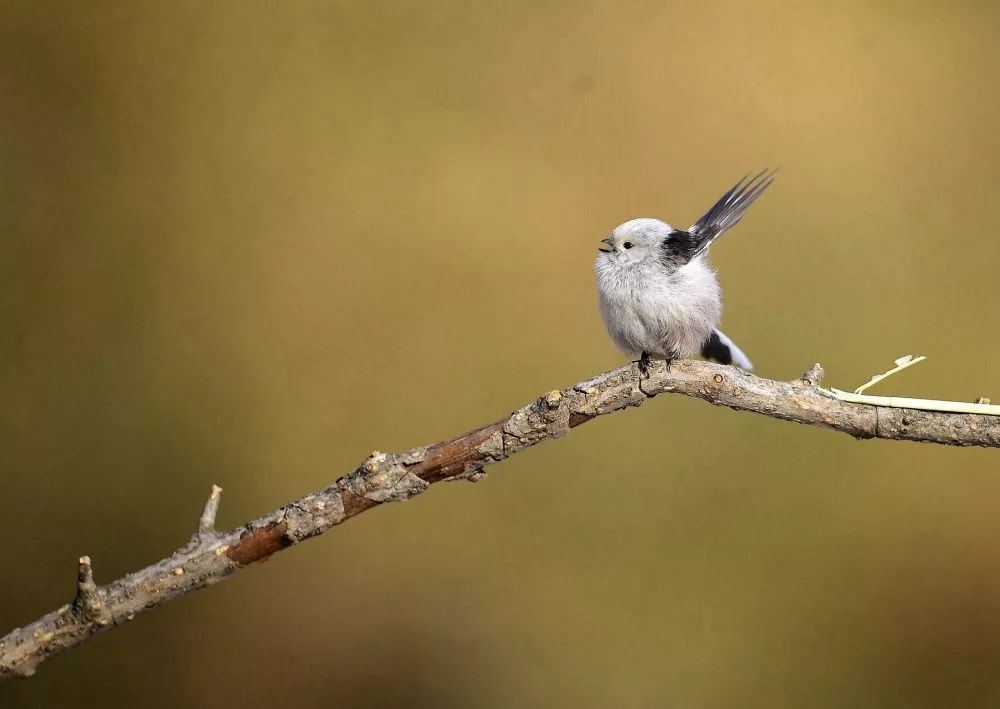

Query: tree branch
[2,360,997,680]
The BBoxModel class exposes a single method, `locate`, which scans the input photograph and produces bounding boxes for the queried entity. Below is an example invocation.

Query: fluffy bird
[595,170,775,374]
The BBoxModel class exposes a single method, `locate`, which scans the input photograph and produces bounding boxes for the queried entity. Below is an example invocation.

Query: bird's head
[596,218,674,267]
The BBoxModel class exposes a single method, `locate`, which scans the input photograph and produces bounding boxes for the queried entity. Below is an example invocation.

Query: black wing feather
[686,168,776,256]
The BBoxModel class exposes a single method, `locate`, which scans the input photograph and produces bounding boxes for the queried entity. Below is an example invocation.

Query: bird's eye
[623,241,633,249]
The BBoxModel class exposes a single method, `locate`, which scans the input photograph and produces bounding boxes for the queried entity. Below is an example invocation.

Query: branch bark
[2,360,997,680]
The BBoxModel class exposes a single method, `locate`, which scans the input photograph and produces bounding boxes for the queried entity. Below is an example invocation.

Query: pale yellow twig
[827,389,1000,416]
[816,354,1000,416]
[854,355,927,394]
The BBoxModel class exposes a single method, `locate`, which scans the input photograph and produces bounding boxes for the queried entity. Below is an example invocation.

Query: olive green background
[3,1,1000,707]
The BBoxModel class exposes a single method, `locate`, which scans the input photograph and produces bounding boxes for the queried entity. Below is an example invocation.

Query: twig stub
[198,485,223,534]
[74,556,102,623]
[800,363,825,387]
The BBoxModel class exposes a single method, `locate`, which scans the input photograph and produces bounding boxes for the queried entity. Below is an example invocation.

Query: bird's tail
[701,329,753,370]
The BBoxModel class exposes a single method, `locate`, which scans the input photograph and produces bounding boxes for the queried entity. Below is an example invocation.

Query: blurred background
[3,1,1000,706]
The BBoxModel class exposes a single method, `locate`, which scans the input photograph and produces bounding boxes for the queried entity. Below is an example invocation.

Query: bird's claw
[638,352,651,377]
[664,349,680,373]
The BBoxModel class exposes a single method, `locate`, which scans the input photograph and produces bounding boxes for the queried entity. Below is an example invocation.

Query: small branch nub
[74,556,101,622]
[800,363,825,386]
[198,485,223,534]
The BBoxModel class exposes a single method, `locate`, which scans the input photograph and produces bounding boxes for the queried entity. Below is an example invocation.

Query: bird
[594,169,775,375]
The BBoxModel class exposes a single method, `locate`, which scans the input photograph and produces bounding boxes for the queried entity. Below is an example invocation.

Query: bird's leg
[664,347,680,373]
[638,351,651,377]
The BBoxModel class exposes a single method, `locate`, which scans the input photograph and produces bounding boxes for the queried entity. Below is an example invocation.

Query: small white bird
[595,170,775,374]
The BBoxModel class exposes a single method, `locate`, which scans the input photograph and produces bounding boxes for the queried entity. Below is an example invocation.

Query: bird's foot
[638,351,651,377]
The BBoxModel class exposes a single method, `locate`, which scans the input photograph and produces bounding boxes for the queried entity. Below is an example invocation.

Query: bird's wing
[686,169,776,257]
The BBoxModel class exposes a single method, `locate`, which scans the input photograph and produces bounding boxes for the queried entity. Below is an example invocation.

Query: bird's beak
[598,237,614,253]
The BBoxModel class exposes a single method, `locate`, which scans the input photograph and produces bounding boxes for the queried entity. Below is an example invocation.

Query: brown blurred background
[3,1,1000,706]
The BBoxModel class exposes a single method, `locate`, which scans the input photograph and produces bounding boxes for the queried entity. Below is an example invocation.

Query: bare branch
[2,360,997,681]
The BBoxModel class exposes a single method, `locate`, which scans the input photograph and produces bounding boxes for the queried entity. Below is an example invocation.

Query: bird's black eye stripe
[623,241,633,249]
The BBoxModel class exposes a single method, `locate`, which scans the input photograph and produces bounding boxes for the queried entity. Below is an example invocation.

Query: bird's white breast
[596,255,721,359]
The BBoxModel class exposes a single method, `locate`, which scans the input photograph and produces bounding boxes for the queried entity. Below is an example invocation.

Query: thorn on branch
[73,556,102,623]
[198,485,223,534]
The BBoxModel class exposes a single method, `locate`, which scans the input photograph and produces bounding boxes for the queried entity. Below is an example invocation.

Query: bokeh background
[3,1,1000,706]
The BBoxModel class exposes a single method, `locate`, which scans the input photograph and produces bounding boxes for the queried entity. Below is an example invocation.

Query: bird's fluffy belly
[598,266,721,359]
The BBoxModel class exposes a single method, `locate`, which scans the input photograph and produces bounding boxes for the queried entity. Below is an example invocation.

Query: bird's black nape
[658,228,698,268]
